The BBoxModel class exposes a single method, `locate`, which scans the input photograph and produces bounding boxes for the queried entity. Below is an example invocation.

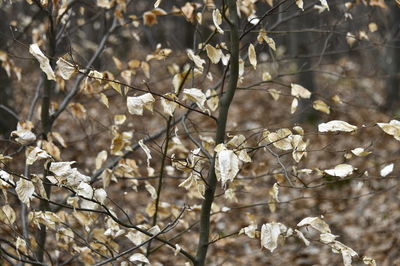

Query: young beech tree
[0,0,398,265]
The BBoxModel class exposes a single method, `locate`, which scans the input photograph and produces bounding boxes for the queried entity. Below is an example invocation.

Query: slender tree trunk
[194,1,240,265]
[384,6,400,112]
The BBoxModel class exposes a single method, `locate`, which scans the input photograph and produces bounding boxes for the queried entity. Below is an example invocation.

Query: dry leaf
[29,44,55,80]
[318,120,357,132]
[248,44,257,69]
[313,100,330,114]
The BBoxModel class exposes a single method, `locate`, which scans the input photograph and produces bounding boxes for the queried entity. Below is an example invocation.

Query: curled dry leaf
[139,139,152,167]
[161,93,178,116]
[313,100,330,114]
[56,58,77,80]
[187,49,205,71]
[212,9,224,33]
[239,223,257,238]
[16,178,35,206]
[351,148,371,157]
[260,222,288,252]
[29,43,55,80]
[318,120,357,133]
[248,44,257,69]
[26,146,51,165]
[11,121,36,145]
[215,144,239,187]
[324,164,355,178]
[291,83,311,99]
[129,253,149,264]
[95,150,108,170]
[183,88,207,111]
[296,0,304,10]
[205,44,222,64]
[297,217,331,233]
[94,188,107,204]
[127,93,155,115]
[291,98,298,114]
[377,120,400,141]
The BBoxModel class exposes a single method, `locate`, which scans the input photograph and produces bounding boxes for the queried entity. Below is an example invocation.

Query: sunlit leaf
[318,120,357,133]
[212,9,224,34]
[380,163,393,177]
[313,100,330,114]
[139,139,152,167]
[297,217,331,233]
[377,120,400,141]
[29,44,55,80]
[215,144,239,187]
[129,253,149,264]
[324,164,355,178]
[16,178,35,206]
[248,44,257,69]
[291,83,311,99]
[205,44,222,64]
[183,88,207,111]
[127,93,155,115]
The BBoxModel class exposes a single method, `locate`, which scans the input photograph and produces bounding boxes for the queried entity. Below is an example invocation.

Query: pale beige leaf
[262,72,272,81]
[324,164,354,178]
[99,93,109,108]
[154,0,161,8]
[346,32,357,46]
[2,205,16,224]
[56,58,76,80]
[296,0,304,10]
[268,89,280,101]
[297,217,331,233]
[11,122,36,145]
[313,100,330,114]
[291,83,311,99]
[239,224,257,239]
[215,145,239,187]
[15,237,27,256]
[261,222,282,252]
[129,253,149,264]
[161,93,178,116]
[76,182,93,198]
[368,23,378,32]
[248,44,257,69]
[377,120,400,141]
[114,114,126,125]
[351,148,371,157]
[212,9,224,33]
[291,98,298,114]
[127,93,155,115]
[16,179,35,206]
[318,120,357,132]
[139,139,152,167]
[183,88,207,111]
[268,128,293,150]
[205,44,222,64]
[363,256,376,266]
[264,35,276,51]
[380,163,394,177]
[95,150,108,170]
[187,49,205,71]
[145,181,157,199]
[26,146,51,165]
[29,44,55,80]
[94,188,107,204]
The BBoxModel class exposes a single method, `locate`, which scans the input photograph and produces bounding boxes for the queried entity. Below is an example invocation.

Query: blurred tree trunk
[288,15,318,123]
[0,9,18,137]
[384,6,400,112]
